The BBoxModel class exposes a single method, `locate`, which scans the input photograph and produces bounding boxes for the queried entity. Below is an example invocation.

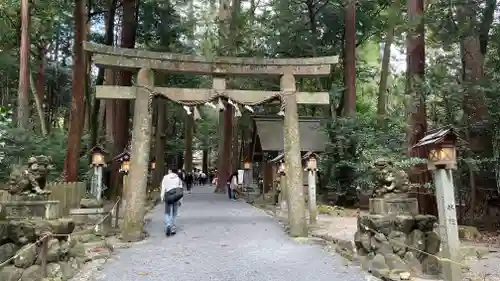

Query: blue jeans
[164,202,178,229]
[227,184,236,200]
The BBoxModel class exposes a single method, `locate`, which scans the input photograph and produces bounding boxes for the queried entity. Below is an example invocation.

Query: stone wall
[0,217,80,281]
[0,197,106,281]
[355,198,442,279]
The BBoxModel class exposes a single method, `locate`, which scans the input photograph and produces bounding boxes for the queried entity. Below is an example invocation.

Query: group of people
[174,168,210,194]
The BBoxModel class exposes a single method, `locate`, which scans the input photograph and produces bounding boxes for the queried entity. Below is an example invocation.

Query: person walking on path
[161,169,184,236]
[227,171,239,200]
[185,172,194,194]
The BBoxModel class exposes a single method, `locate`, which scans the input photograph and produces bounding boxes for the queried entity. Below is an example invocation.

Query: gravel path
[94,186,367,281]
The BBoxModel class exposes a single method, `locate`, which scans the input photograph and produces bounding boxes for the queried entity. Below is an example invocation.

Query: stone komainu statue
[372,158,410,198]
[5,155,54,196]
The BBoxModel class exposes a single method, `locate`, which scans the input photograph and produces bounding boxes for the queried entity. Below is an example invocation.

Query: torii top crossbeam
[83,42,338,77]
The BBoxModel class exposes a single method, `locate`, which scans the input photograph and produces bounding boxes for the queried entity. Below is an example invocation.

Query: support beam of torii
[95,86,330,104]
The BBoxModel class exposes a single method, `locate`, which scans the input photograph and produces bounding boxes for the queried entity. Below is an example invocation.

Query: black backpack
[165,187,184,204]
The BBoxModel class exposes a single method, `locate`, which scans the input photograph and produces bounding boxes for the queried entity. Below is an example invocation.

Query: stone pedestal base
[369,197,418,216]
[355,213,441,278]
[69,208,112,234]
[1,200,60,219]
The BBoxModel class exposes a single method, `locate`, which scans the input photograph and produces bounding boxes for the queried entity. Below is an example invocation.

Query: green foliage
[0,110,90,182]
[321,114,424,195]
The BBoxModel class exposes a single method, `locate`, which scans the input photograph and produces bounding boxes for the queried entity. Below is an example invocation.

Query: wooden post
[184,112,194,172]
[214,77,231,192]
[307,170,317,224]
[95,166,103,201]
[153,98,166,187]
[433,169,461,281]
[121,68,154,242]
[281,73,307,237]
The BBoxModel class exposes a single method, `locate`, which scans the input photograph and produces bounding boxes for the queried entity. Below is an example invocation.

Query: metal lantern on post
[413,125,460,171]
[114,150,131,226]
[151,157,156,170]
[90,146,107,201]
[90,146,107,167]
[243,161,251,170]
[303,152,318,172]
[116,150,131,175]
[276,159,287,211]
[413,125,464,281]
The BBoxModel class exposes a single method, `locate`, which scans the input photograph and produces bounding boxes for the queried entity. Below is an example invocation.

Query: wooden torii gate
[84,42,337,239]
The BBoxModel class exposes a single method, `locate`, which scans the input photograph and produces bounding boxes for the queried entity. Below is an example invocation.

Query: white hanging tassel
[193,107,202,120]
[205,102,217,109]
[217,98,225,112]
[277,110,285,116]
[227,99,242,117]
[183,106,192,115]
[244,105,254,113]
[234,105,242,117]
[227,99,237,108]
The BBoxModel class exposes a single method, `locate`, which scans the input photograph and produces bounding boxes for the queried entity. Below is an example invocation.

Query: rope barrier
[0,233,51,268]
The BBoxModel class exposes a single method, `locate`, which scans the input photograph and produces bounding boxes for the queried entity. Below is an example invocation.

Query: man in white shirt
[200,171,207,185]
[161,169,184,236]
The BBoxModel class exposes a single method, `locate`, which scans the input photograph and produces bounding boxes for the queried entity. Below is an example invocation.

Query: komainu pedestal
[3,198,60,220]
[355,159,441,278]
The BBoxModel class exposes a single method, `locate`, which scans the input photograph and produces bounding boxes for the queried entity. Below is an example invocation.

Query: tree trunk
[458,2,490,222]
[91,0,117,162]
[29,73,47,136]
[17,0,30,130]
[111,0,139,196]
[184,112,194,172]
[202,149,209,173]
[377,0,399,127]
[215,0,234,192]
[217,106,234,191]
[231,117,239,170]
[105,69,116,147]
[35,46,47,133]
[406,0,428,187]
[83,8,92,134]
[342,0,356,116]
[64,0,86,182]
[153,98,167,187]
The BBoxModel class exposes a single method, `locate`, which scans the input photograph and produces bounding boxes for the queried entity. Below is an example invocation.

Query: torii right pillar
[281,73,307,237]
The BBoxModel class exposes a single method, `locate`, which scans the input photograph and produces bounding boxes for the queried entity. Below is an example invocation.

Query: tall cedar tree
[64,0,86,181]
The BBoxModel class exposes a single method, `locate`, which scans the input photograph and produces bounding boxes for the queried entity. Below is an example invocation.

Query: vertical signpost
[115,150,131,228]
[413,126,463,281]
[303,152,318,224]
[278,160,287,212]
